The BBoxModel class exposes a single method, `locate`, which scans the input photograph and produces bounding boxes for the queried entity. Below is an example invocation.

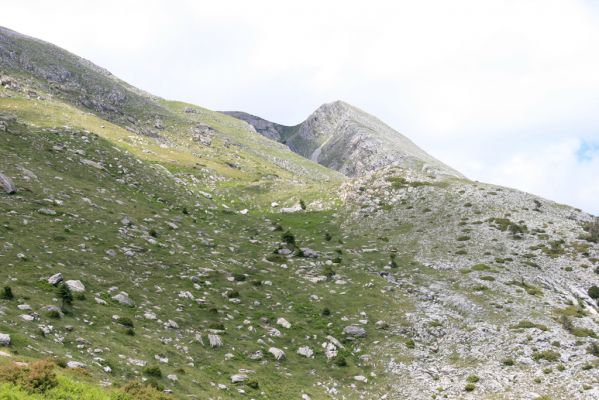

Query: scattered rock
[208,334,223,348]
[281,204,303,213]
[300,248,319,258]
[65,280,85,293]
[231,374,248,383]
[165,320,179,329]
[37,208,57,216]
[47,273,63,286]
[80,159,104,170]
[67,361,87,369]
[0,333,10,346]
[297,346,314,358]
[144,311,157,320]
[268,347,285,360]
[323,342,338,359]
[375,320,389,330]
[112,292,134,307]
[343,325,367,338]
[276,317,291,329]
[0,173,16,194]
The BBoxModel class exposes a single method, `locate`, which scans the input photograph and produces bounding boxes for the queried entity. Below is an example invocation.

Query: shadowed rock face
[222,111,285,141]
[224,100,464,178]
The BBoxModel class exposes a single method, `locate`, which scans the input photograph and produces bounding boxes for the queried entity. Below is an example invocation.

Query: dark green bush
[142,365,162,378]
[282,230,296,247]
[117,316,134,327]
[333,356,347,367]
[1,286,13,300]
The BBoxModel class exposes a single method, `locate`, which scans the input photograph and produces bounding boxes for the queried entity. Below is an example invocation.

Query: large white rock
[276,317,291,329]
[231,374,248,383]
[268,347,285,360]
[323,342,337,359]
[65,280,85,293]
[0,333,10,346]
[208,334,222,348]
[343,325,367,338]
[67,361,87,369]
[281,204,302,213]
[112,292,134,307]
[297,346,314,358]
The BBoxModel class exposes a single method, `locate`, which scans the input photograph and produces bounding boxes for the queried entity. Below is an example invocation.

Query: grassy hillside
[1,25,598,400]
[0,99,395,399]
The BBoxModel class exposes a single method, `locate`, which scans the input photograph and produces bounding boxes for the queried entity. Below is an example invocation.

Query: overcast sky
[2,1,599,214]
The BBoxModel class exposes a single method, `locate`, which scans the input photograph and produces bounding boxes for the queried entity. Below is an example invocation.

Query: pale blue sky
[2,0,598,214]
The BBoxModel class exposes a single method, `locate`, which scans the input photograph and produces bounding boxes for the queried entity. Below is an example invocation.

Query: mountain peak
[226,101,464,178]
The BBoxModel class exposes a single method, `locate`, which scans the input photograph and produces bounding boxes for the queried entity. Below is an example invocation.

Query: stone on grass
[112,292,134,307]
[65,280,85,293]
[66,361,87,369]
[47,273,63,286]
[268,347,285,360]
[281,204,302,213]
[375,320,389,330]
[323,342,337,359]
[0,173,16,194]
[343,325,367,338]
[0,333,10,346]
[300,248,319,258]
[38,208,57,216]
[231,374,248,383]
[144,311,157,320]
[165,320,179,329]
[354,375,368,383]
[276,317,291,329]
[297,346,314,358]
[208,334,222,348]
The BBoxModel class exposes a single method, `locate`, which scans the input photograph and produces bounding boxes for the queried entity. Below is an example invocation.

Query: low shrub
[0,360,58,393]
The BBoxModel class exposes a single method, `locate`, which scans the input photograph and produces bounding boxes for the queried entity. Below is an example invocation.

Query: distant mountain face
[224,101,463,178]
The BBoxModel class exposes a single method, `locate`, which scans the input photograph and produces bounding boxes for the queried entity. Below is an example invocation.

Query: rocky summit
[1,25,598,400]
[225,101,462,178]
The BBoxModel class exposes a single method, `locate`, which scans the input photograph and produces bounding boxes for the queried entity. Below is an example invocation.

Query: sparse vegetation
[532,350,560,362]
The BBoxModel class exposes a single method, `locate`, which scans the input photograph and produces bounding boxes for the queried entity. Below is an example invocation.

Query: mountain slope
[0,25,344,207]
[224,100,463,177]
[1,26,598,400]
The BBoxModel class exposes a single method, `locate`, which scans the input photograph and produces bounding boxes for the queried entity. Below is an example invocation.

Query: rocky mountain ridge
[224,100,463,178]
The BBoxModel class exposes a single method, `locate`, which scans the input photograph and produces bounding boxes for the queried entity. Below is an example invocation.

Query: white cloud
[484,139,599,213]
[1,0,598,213]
